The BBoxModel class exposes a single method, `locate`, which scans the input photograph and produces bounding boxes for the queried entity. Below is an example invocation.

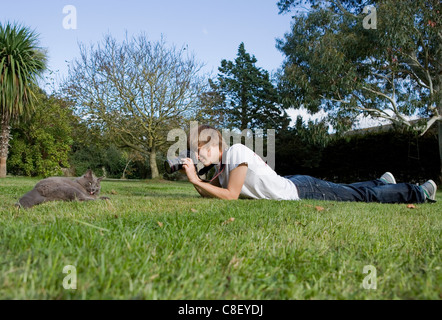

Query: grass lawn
[0,176,440,299]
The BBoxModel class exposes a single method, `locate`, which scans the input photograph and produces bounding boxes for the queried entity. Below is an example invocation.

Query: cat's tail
[17,189,46,209]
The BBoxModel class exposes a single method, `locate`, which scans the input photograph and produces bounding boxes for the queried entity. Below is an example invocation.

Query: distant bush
[275,128,439,184]
[8,93,72,177]
[318,130,439,184]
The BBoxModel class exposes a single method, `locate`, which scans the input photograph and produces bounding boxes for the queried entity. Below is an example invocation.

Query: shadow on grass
[119,192,199,199]
[102,178,189,185]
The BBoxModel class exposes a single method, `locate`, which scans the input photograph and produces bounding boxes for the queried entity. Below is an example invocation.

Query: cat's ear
[85,169,93,178]
[98,177,104,182]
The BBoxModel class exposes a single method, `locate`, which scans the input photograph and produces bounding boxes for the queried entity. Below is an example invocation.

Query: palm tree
[0,22,47,177]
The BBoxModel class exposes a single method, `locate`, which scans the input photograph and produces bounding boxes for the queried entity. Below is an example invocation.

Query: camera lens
[164,150,195,174]
[164,159,183,174]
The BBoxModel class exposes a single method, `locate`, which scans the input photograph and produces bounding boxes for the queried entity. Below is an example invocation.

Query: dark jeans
[285,175,426,204]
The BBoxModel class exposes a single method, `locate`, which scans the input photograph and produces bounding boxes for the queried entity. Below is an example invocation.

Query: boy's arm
[194,177,221,198]
[182,158,247,200]
[190,165,247,200]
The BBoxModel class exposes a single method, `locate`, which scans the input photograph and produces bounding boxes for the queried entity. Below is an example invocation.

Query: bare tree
[63,33,205,178]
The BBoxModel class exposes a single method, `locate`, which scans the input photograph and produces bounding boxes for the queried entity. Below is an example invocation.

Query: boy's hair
[188,124,227,153]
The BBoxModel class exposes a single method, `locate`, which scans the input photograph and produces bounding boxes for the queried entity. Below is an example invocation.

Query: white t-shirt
[215,144,299,200]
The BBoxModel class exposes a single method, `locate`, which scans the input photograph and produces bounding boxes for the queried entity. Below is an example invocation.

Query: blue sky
[1,1,389,128]
[1,0,294,91]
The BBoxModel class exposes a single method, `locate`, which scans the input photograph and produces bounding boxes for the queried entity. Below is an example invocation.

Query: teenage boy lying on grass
[181,125,437,203]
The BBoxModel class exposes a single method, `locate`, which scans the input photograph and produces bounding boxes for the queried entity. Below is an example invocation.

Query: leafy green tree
[0,22,47,177]
[275,116,330,175]
[8,91,72,177]
[194,79,228,128]
[276,0,442,180]
[68,120,148,179]
[211,42,290,131]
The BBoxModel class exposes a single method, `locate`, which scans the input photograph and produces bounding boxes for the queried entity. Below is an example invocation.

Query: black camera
[164,150,215,177]
[164,150,194,174]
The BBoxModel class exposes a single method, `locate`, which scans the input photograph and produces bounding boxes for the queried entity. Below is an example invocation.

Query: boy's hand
[182,158,199,183]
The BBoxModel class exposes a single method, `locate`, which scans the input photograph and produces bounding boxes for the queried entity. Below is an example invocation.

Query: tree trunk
[240,87,248,131]
[0,115,11,178]
[436,73,442,185]
[439,117,442,184]
[149,148,160,179]
[121,158,132,179]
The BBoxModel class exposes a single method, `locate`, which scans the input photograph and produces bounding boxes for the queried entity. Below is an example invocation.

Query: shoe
[421,180,437,201]
[380,172,396,184]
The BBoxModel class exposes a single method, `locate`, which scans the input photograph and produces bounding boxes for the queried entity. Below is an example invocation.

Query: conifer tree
[212,43,289,131]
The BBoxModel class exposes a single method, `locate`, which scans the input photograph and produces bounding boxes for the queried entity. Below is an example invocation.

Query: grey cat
[17,169,109,209]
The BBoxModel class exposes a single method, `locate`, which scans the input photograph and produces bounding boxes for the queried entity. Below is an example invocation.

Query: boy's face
[198,144,220,167]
